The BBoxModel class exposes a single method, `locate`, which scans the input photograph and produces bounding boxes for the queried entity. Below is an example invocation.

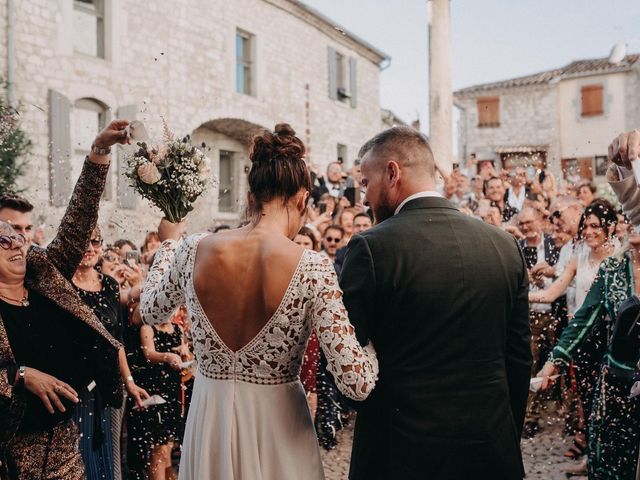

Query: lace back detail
[141,239,378,399]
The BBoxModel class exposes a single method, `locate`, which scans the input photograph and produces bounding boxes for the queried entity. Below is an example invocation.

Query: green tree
[0,89,31,193]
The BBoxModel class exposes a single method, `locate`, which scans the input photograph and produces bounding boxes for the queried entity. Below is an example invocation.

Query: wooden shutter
[49,90,72,207]
[581,85,603,116]
[477,97,499,127]
[578,157,594,180]
[116,105,138,209]
[349,57,357,108]
[328,47,338,100]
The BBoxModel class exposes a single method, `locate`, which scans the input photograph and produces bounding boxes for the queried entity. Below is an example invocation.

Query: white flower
[137,162,162,184]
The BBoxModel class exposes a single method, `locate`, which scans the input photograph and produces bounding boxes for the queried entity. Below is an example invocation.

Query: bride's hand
[158,218,187,242]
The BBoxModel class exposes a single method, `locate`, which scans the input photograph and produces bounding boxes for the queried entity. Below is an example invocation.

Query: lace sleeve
[312,255,378,401]
[139,237,192,325]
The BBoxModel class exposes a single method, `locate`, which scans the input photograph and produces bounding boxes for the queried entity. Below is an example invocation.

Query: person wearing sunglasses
[0,119,131,479]
[320,225,344,266]
[71,227,149,480]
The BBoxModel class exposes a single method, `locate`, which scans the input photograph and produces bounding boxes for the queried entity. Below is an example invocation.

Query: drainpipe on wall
[7,0,16,108]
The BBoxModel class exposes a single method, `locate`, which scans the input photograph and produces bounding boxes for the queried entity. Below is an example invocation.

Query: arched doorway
[189,118,265,229]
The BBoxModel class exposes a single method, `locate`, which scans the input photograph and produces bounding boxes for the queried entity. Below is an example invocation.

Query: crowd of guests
[1,118,639,480]
[439,151,640,479]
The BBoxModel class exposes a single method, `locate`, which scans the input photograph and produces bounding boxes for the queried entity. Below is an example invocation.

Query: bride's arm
[139,238,189,325]
[312,256,378,401]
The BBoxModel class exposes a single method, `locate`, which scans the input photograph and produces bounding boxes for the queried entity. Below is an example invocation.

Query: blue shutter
[349,57,358,108]
[116,105,138,209]
[328,47,338,100]
[48,90,72,207]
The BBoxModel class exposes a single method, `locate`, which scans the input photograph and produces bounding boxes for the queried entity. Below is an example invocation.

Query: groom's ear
[387,160,401,184]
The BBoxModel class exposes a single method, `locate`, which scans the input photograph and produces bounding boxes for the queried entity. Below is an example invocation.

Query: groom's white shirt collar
[394,191,443,216]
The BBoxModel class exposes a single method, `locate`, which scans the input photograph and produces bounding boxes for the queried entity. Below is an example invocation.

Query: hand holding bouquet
[126,121,212,223]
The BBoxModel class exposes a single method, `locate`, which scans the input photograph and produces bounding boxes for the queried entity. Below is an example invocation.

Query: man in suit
[340,127,531,480]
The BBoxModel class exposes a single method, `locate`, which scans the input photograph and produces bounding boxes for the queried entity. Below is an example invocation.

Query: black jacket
[340,196,531,480]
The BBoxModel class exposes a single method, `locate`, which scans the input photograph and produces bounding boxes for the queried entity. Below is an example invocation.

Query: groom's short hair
[358,127,435,177]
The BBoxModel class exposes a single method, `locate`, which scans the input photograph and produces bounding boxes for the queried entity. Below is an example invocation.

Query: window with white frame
[73,0,105,58]
[236,29,255,96]
[218,150,238,213]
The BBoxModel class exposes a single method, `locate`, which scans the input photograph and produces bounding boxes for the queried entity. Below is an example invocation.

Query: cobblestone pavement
[321,413,587,480]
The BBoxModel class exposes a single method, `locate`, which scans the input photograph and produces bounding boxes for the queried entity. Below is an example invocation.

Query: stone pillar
[428,0,453,175]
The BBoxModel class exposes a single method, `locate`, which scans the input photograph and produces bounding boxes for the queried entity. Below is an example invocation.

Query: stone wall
[454,85,559,175]
[0,0,386,243]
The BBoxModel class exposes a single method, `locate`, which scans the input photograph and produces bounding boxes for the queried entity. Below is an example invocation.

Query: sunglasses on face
[102,253,120,263]
[325,237,342,243]
[89,238,103,248]
[0,234,26,250]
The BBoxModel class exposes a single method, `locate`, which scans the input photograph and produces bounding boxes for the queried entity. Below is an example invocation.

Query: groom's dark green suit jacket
[340,196,531,480]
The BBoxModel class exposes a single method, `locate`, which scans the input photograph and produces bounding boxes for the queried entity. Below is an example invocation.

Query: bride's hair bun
[274,123,296,137]
[250,123,304,166]
[247,123,311,220]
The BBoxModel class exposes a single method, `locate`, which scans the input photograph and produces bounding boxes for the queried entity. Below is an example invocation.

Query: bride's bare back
[192,226,307,353]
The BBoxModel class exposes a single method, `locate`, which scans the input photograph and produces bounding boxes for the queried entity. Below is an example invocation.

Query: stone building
[0,0,389,240]
[454,54,640,183]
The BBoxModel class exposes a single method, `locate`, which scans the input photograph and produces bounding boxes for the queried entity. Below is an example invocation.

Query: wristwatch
[17,366,26,384]
[91,142,111,156]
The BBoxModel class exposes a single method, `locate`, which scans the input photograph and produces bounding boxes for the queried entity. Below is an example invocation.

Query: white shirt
[394,191,443,216]
[527,237,552,314]
[507,187,526,211]
[555,241,577,315]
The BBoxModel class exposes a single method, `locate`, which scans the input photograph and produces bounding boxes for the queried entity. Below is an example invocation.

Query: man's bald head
[358,126,436,178]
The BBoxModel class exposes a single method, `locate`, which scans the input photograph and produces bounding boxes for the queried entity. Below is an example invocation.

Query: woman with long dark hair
[140,123,378,479]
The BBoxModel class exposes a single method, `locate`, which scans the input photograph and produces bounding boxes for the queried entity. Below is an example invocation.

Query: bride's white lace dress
[140,234,378,480]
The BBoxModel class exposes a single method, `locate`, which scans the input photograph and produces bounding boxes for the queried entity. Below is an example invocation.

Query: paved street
[321,412,586,479]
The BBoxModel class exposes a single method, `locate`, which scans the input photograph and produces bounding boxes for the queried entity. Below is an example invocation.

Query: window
[236,30,255,96]
[337,144,347,164]
[477,97,499,127]
[73,0,104,58]
[562,157,593,181]
[71,99,108,196]
[581,84,604,117]
[594,156,608,176]
[328,48,357,107]
[218,150,237,213]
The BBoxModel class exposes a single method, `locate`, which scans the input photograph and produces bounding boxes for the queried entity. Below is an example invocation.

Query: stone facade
[455,86,558,173]
[0,0,388,241]
[454,56,640,183]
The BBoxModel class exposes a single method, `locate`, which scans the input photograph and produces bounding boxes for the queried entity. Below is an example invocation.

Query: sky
[302,0,640,133]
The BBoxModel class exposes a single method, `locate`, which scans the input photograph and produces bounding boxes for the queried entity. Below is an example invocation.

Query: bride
[140,123,378,480]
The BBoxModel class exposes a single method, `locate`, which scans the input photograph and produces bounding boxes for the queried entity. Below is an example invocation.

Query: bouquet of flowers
[125,121,212,223]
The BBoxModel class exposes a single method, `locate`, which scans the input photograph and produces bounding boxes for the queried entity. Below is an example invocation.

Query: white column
[428,0,453,175]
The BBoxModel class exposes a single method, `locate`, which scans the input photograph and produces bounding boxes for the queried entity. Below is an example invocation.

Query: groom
[340,127,531,480]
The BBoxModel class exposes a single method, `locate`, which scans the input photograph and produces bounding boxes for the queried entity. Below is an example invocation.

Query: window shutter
[477,97,499,127]
[328,47,338,100]
[49,90,72,207]
[102,108,113,201]
[578,157,594,180]
[116,105,138,209]
[581,85,603,116]
[349,57,357,108]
